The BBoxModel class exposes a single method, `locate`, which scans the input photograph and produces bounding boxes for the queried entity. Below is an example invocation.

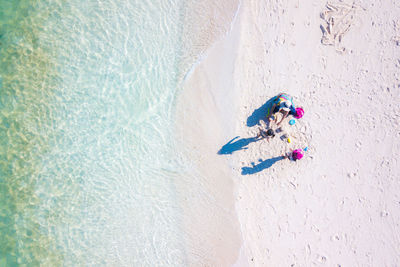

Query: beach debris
[287,138,292,143]
[289,181,297,189]
[380,211,389,217]
[331,234,340,241]
[320,1,360,53]
[289,119,296,125]
[347,172,357,178]
[317,254,327,263]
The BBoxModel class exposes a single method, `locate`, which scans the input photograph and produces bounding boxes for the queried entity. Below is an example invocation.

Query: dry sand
[177,0,400,266]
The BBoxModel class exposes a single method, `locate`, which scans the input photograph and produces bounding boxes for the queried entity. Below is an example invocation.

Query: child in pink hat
[284,149,304,161]
[293,107,304,119]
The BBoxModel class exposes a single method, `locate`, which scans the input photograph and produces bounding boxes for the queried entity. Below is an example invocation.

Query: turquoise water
[0,0,239,265]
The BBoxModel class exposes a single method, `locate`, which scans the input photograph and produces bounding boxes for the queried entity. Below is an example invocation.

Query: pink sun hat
[294,107,304,119]
[292,149,304,160]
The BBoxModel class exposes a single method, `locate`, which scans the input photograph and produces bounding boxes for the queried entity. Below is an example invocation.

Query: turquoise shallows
[0,0,196,265]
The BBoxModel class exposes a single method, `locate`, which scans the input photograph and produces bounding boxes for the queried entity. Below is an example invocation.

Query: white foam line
[182,0,242,83]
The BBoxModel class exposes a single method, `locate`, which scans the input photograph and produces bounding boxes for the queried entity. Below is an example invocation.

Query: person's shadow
[218,96,278,155]
[241,156,284,175]
[246,96,277,127]
[218,136,258,155]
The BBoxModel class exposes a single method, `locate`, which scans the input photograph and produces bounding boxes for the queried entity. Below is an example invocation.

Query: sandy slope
[177,0,400,266]
[174,3,243,265]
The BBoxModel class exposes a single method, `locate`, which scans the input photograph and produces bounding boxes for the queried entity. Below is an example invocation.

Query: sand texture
[175,4,242,265]
[177,0,400,266]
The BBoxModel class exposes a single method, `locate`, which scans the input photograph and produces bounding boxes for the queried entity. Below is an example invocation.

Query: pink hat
[292,149,304,160]
[294,107,304,119]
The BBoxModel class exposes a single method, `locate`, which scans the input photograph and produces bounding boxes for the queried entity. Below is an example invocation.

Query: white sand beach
[177,0,400,266]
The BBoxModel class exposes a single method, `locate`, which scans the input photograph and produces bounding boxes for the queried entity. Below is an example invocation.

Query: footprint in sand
[320,1,362,53]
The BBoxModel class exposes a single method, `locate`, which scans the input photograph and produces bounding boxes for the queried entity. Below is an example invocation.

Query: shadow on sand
[218,95,281,174]
[241,156,285,175]
[218,136,258,155]
[246,96,276,127]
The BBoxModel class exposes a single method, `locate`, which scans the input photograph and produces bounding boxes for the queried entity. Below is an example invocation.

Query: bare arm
[268,104,277,120]
[277,111,289,125]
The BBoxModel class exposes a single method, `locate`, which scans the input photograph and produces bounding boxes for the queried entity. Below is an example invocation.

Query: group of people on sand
[255,93,306,161]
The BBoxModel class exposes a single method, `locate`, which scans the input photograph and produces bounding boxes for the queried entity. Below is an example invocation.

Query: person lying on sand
[283,149,304,161]
[256,128,275,140]
[255,120,275,141]
[267,93,304,125]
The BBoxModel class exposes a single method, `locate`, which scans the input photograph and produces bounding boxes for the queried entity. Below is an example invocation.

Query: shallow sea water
[0,0,239,266]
